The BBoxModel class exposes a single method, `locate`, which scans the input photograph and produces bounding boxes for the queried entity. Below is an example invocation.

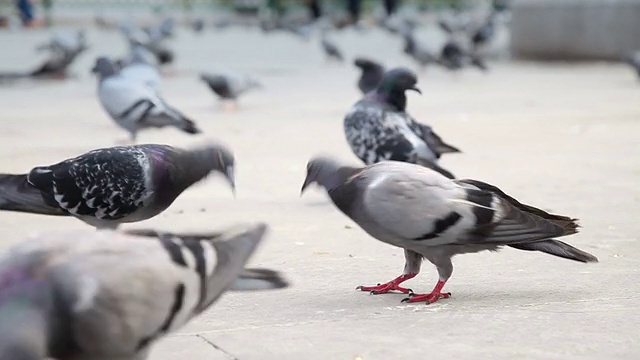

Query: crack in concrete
[195,334,240,360]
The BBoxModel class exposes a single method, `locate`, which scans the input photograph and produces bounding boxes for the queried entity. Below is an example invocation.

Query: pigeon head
[202,144,236,194]
[301,156,342,194]
[375,67,421,111]
[91,57,118,78]
[159,143,236,196]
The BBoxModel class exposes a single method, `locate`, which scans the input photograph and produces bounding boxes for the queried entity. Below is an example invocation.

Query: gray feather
[0,223,286,359]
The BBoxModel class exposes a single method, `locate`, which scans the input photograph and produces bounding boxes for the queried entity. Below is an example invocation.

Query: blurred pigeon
[191,18,205,33]
[200,72,262,110]
[0,223,287,360]
[0,31,87,81]
[92,57,199,142]
[344,67,460,179]
[0,143,235,229]
[118,46,162,91]
[438,40,488,72]
[119,20,175,66]
[402,30,437,71]
[624,51,640,80]
[36,30,87,55]
[320,31,344,62]
[353,57,385,94]
[471,13,497,50]
[301,158,598,304]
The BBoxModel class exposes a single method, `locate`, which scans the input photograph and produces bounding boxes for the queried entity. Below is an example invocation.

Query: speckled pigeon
[0,223,287,360]
[0,143,235,229]
[344,67,460,179]
[301,157,598,304]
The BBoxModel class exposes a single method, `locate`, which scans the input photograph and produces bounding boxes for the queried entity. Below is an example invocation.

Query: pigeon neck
[162,147,224,195]
[375,88,407,111]
[322,166,358,192]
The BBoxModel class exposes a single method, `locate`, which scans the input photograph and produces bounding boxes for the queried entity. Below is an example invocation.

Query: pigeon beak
[409,86,422,94]
[224,165,236,196]
[300,176,311,197]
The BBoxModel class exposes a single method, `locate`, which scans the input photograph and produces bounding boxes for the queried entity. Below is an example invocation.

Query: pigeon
[36,30,87,55]
[92,57,200,142]
[353,57,385,94]
[0,223,287,360]
[438,40,488,72]
[191,18,205,33]
[118,46,162,91]
[200,72,262,109]
[344,67,461,179]
[119,20,175,66]
[0,143,235,229]
[402,30,438,71]
[0,31,87,81]
[624,51,640,80]
[471,13,497,50]
[301,158,598,304]
[320,31,344,62]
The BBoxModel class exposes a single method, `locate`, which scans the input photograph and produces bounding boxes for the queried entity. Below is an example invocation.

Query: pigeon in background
[353,57,385,94]
[119,19,175,66]
[0,223,287,360]
[200,72,262,110]
[0,143,235,229]
[191,17,206,33]
[92,57,199,142]
[402,29,438,72]
[344,67,460,179]
[118,46,162,91]
[320,31,344,62]
[0,31,87,81]
[624,51,640,80]
[36,30,87,55]
[438,40,488,72]
[471,13,497,50]
[301,158,598,304]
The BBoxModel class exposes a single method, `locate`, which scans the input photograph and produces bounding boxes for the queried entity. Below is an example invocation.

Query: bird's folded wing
[100,78,158,118]
[361,165,475,245]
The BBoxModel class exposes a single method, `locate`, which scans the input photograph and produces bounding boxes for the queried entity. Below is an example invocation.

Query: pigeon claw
[401,291,451,304]
[356,282,413,295]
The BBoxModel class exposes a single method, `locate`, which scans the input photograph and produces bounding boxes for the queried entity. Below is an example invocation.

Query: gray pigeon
[301,158,598,304]
[353,57,385,94]
[402,30,437,71]
[0,143,235,229]
[0,223,287,360]
[0,31,87,81]
[200,71,262,109]
[438,40,488,72]
[92,57,200,142]
[344,67,460,179]
[36,30,87,55]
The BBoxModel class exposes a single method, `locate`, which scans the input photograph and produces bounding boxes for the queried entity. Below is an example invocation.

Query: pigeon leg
[401,280,451,304]
[356,273,417,295]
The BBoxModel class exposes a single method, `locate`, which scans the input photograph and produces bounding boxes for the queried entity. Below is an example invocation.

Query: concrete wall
[510,0,640,60]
